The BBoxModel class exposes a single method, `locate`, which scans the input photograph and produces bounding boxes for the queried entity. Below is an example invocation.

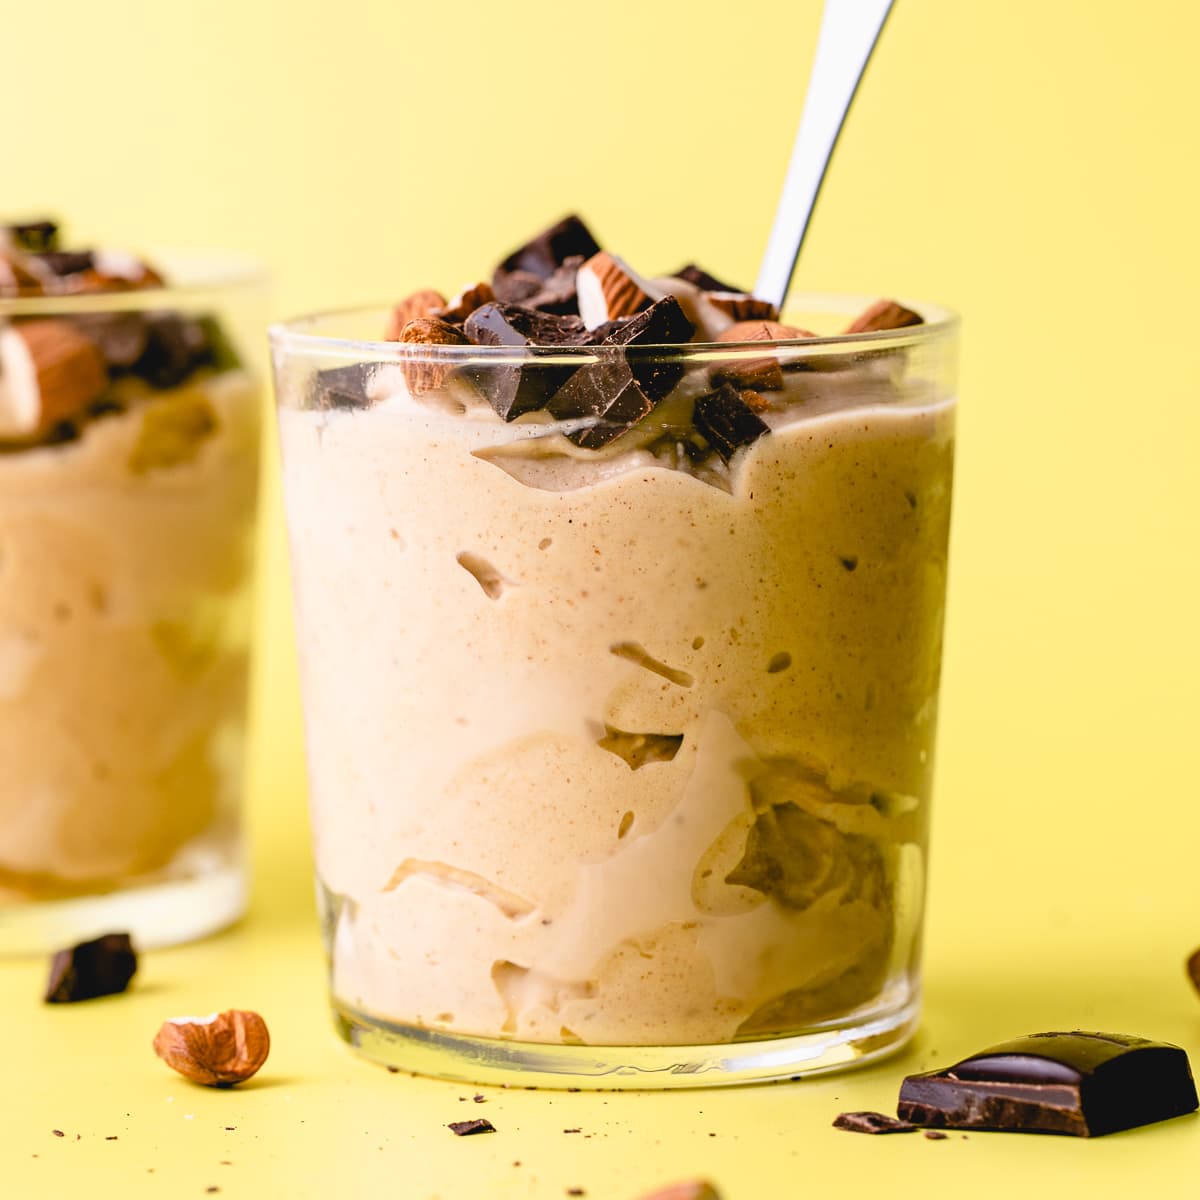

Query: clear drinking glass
[0,253,265,953]
[271,295,957,1087]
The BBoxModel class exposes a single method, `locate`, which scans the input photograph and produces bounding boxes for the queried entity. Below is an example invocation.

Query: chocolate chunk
[897,1031,1199,1137]
[32,250,95,277]
[4,219,59,252]
[845,299,923,334]
[492,268,544,305]
[133,313,214,387]
[309,363,374,410]
[44,933,137,1003]
[833,1111,917,1135]
[672,263,744,294]
[497,214,602,281]
[597,295,694,400]
[448,1118,496,1136]
[692,384,770,463]
[546,297,694,448]
[462,303,586,421]
[520,256,584,315]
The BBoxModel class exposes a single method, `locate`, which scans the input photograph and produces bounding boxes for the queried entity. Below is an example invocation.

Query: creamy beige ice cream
[0,369,259,899]
[279,347,953,1047]
[0,222,260,930]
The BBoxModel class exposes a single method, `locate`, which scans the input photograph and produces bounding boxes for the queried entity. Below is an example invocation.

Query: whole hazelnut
[152,1009,270,1087]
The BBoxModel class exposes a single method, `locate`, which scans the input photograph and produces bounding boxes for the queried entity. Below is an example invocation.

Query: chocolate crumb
[839,555,858,572]
[567,1087,581,1093]
[833,1111,917,1135]
[105,1135,118,1141]
[563,1127,582,1133]
[924,1130,949,1140]
[52,1130,64,1138]
[449,1118,495,1136]
[386,1066,400,1074]
[473,1094,486,1103]
[224,1127,236,1131]
[568,1190,586,1196]
[1186,947,1200,995]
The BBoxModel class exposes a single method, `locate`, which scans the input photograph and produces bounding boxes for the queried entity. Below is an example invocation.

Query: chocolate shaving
[44,932,137,1003]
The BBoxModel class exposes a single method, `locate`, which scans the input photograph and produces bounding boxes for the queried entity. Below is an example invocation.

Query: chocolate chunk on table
[44,933,138,1003]
[448,1118,496,1136]
[693,383,770,463]
[898,1031,1199,1137]
[462,303,587,420]
[833,1111,917,1135]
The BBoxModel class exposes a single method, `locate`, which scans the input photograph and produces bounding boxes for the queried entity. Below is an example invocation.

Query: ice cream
[275,216,954,1048]
[0,221,259,915]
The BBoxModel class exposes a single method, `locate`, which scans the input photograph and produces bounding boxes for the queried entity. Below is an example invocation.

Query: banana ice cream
[0,221,259,916]
[276,216,955,1048]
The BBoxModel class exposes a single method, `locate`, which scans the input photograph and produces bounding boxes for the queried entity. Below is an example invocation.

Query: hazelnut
[152,1010,270,1087]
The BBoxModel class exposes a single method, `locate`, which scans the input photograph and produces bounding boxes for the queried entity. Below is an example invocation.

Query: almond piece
[576,252,651,329]
[711,320,815,392]
[152,1009,270,1087]
[0,319,108,440]
[844,299,923,334]
[436,281,495,324]
[398,316,470,394]
[703,292,780,323]
[383,288,447,340]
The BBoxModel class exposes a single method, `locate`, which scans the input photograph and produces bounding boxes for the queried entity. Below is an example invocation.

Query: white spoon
[755,0,895,309]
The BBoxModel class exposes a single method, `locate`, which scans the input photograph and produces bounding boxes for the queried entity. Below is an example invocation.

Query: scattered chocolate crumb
[924,1130,949,1140]
[224,1127,236,1131]
[52,1130,64,1138]
[449,1119,496,1136]
[567,1087,581,1093]
[833,1111,917,1135]
[473,1094,487,1103]
[563,1127,582,1133]
[386,1066,400,1074]
[206,1189,220,1195]
[105,1135,118,1141]
[568,1190,586,1196]
[839,555,858,571]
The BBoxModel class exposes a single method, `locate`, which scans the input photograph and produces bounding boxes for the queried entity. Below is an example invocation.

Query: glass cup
[271,295,957,1087]
[0,253,265,953]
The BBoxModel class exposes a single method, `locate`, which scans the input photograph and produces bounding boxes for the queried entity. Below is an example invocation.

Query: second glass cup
[272,295,957,1087]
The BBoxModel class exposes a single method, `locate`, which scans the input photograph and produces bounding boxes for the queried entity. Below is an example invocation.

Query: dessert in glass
[271,216,956,1086]
[0,219,264,953]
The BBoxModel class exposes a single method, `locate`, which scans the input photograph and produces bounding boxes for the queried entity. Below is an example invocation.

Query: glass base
[0,860,246,957]
[333,993,920,1090]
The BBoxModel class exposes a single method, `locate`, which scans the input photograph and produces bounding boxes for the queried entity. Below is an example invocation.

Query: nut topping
[152,1009,270,1087]
[0,319,108,441]
[383,289,447,340]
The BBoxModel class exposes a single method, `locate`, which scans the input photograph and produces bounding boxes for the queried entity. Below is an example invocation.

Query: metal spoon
[755,0,895,308]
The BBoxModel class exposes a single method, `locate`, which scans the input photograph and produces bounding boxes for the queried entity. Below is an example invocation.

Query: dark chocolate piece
[692,384,770,463]
[70,313,151,371]
[310,363,374,410]
[44,932,137,1003]
[5,219,59,252]
[462,303,586,421]
[134,313,215,388]
[898,1031,1199,1137]
[546,297,694,448]
[496,214,601,281]
[448,1118,496,1136]
[492,268,543,305]
[32,250,95,276]
[520,255,584,315]
[672,263,744,294]
[833,1111,917,1135]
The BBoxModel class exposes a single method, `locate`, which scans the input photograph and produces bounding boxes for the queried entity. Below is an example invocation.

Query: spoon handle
[754,0,895,308]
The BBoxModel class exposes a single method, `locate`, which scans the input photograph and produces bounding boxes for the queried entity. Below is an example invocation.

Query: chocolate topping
[692,384,770,463]
[833,1111,917,1135]
[44,932,138,1003]
[33,250,95,277]
[462,304,587,421]
[496,214,602,281]
[897,1031,1199,1137]
[672,263,745,294]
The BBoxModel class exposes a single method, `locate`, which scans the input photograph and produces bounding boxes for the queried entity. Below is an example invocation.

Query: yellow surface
[4,0,1200,1195]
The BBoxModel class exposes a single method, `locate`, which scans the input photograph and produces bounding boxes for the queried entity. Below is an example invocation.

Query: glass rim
[268,291,959,363]
[0,249,268,316]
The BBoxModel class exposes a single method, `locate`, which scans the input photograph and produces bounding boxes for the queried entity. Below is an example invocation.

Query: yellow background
[3,0,1199,1195]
